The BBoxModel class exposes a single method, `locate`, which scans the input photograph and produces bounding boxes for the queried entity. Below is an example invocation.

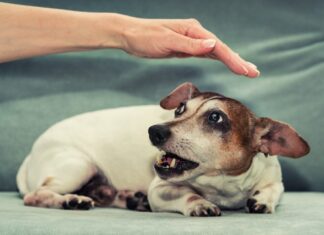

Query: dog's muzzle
[148,124,199,179]
[154,152,199,179]
[148,125,171,146]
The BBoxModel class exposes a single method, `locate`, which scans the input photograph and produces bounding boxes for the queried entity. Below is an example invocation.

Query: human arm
[0,3,259,77]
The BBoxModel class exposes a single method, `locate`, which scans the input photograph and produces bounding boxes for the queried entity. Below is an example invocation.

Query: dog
[17,82,310,216]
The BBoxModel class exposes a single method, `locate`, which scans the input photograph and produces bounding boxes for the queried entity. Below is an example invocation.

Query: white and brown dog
[17,82,310,216]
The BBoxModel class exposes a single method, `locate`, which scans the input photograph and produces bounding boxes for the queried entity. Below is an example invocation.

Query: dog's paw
[62,195,95,210]
[185,200,221,217]
[126,191,151,211]
[88,185,117,207]
[246,198,271,214]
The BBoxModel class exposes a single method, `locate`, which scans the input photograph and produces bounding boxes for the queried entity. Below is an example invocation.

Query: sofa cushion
[0,192,323,235]
[0,0,323,192]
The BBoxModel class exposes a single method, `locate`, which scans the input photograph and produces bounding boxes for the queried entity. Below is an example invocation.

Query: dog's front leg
[148,177,221,217]
[246,182,284,213]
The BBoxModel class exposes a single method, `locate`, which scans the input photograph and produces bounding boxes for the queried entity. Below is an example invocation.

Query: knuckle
[188,38,196,48]
[186,18,200,25]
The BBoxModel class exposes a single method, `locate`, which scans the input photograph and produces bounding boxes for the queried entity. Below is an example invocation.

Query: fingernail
[242,66,249,76]
[202,39,216,48]
[246,62,260,77]
[247,62,258,69]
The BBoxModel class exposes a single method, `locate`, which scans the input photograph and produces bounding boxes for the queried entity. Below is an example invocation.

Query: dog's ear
[253,117,310,158]
[160,82,200,110]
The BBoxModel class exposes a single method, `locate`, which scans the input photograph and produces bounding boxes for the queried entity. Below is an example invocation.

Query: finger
[185,24,215,39]
[167,21,260,77]
[210,42,259,78]
[174,52,193,58]
[170,33,216,56]
[231,52,260,78]
[186,26,260,77]
[212,42,247,75]
[241,59,260,78]
[189,25,260,77]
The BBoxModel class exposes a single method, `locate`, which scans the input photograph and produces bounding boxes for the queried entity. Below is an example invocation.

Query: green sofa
[1,0,323,234]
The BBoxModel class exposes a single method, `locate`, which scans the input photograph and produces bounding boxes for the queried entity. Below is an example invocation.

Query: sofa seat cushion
[0,192,323,235]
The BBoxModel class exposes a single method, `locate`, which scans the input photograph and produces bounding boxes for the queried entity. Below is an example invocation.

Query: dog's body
[18,106,167,195]
[17,83,309,216]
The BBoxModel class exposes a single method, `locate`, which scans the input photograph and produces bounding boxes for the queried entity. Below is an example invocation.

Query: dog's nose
[148,125,171,146]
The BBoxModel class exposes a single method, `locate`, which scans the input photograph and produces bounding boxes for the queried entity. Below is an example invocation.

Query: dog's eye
[205,110,230,133]
[175,102,186,117]
[208,111,223,124]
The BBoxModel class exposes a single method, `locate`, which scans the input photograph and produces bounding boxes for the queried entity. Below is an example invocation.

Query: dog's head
[148,82,310,182]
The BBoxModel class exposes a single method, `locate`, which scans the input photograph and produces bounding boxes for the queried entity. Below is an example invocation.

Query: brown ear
[160,82,200,110]
[253,117,310,158]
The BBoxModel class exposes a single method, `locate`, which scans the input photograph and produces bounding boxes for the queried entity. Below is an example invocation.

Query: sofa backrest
[0,0,323,192]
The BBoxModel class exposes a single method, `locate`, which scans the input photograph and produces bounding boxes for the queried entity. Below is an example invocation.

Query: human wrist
[83,12,131,50]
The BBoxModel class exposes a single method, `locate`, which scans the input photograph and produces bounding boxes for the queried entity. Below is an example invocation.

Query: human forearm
[0,3,259,77]
[0,3,125,62]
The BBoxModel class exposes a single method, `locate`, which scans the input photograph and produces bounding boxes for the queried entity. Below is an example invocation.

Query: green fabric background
[1,0,323,192]
[0,1,324,234]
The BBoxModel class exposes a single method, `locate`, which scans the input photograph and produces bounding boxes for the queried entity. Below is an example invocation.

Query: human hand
[120,17,260,78]
[0,3,259,78]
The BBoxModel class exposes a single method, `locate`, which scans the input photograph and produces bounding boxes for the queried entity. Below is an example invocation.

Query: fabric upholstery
[0,192,323,235]
[0,1,323,234]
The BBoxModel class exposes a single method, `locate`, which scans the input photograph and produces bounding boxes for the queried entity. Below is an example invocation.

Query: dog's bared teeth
[155,156,164,167]
[170,158,176,168]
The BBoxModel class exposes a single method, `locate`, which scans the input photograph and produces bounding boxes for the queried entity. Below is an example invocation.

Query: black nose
[148,125,171,146]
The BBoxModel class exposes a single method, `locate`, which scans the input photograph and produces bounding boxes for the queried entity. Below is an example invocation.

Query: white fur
[17,105,283,214]
[17,105,171,194]
[189,154,283,210]
[148,153,283,214]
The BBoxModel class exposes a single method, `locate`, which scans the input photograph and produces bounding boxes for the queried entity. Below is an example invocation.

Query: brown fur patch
[215,99,257,175]
[160,82,201,110]
[164,92,258,176]
[253,117,310,158]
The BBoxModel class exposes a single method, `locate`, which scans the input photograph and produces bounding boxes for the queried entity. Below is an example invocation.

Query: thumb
[171,34,216,56]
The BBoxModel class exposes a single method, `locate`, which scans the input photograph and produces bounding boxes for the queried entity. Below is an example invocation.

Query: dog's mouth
[154,152,199,179]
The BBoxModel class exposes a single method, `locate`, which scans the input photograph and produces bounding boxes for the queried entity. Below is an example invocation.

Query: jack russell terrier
[17,82,310,216]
